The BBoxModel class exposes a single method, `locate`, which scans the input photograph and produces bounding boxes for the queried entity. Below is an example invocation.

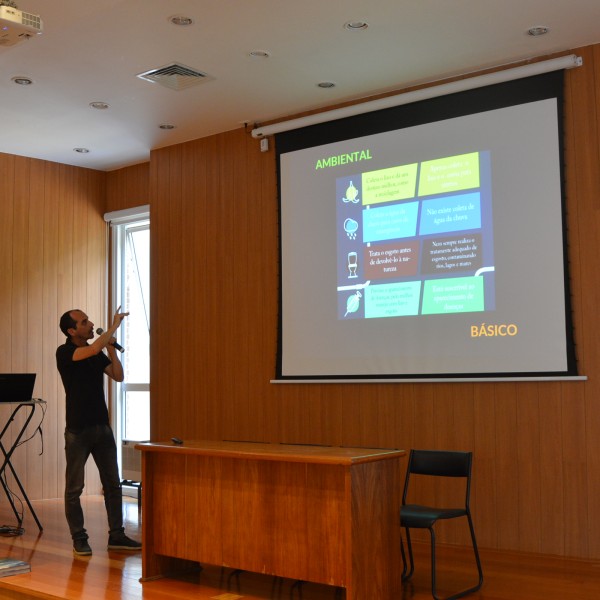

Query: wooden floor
[0,496,599,599]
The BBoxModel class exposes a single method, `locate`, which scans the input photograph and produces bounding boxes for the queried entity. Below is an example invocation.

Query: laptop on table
[0,374,36,403]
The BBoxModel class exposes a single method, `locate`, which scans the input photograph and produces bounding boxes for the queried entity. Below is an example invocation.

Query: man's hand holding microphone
[95,307,129,353]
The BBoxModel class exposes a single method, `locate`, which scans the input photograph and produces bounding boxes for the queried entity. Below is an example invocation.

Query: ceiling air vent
[137,62,212,91]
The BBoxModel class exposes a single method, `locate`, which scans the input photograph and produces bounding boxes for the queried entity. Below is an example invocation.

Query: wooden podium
[137,440,405,600]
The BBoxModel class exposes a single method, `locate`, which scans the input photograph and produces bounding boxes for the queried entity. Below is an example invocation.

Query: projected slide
[336,151,494,320]
[278,77,574,378]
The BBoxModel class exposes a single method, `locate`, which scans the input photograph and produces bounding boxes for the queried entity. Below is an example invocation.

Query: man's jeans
[64,424,123,541]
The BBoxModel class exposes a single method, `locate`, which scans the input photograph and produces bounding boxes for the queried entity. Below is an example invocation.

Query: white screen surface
[277,78,575,379]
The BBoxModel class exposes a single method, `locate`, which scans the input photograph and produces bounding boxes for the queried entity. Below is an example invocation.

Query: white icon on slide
[344,290,362,317]
[347,252,358,278]
[337,280,371,292]
[344,218,358,240]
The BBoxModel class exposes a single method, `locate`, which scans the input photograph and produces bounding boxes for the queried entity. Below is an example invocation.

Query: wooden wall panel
[538,382,565,556]
[199,136,222,440]
[105,162,149,213]
[0,154,15,373]
[0,154,106,502]
[42,161,60,500]
[9,157,30,499]
[578,43,600,560]
[564,44,600,559]
[26,160,46,500]
[144,44,600,562]
[472,384,498,549]
[515,383,541,553]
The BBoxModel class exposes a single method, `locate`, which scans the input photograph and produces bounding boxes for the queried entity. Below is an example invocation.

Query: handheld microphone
[95,328,125,353]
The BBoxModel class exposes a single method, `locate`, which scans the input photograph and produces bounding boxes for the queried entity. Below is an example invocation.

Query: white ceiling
[1,0,598,172]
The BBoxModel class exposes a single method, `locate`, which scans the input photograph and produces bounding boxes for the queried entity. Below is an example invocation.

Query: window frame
[104,205,150,477]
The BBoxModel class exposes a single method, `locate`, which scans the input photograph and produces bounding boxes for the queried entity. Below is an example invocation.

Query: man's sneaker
[107,533,142,551]
[73,538,92,556]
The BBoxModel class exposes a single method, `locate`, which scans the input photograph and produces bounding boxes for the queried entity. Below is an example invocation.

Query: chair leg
[429,526,440,600]
[271,575,283,599]
[430,518,484,600]
[227,569,242,592]
[401,527,415,581]
[290,580,304,599]
[467,513,484,591]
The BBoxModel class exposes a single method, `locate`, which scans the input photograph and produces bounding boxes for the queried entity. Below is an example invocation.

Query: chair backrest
[408,449,472,477]
[403,449,473,506]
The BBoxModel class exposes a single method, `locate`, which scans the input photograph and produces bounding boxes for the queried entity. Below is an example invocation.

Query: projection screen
[275,71,577,380]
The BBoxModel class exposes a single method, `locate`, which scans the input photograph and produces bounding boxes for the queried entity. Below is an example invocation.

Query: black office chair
[400,449,483,600]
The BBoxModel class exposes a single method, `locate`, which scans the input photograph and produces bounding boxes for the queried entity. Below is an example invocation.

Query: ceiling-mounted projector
[0,5,43,47]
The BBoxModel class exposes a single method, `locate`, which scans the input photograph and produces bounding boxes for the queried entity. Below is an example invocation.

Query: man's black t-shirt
[56,339,111,432]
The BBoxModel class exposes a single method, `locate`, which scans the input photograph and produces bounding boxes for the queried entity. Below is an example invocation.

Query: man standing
[56,307,141,556]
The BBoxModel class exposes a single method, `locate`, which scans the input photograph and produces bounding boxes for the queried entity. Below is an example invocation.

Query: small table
[0,400,44,531]
[138,440,404,600]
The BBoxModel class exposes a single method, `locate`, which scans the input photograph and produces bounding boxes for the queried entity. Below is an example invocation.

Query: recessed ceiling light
[73,148,90,154]
[527,25,549,36]
[344,21,368,31]
[317,81,336,89]
[169,15,194,26]
[159,124,176,130]
[249,50,270,59]
[11,76,33,85]
[89,101,109,110]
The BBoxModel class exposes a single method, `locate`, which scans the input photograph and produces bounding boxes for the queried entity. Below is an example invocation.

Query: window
[120,223,150,441]
[105,206,150,481]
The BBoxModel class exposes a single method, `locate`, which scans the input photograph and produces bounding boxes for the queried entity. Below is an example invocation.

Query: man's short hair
[59,310,81,337]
